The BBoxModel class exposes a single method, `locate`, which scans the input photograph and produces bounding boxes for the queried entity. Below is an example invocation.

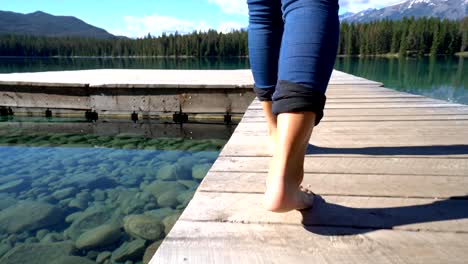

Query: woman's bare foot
[263,112,316,213]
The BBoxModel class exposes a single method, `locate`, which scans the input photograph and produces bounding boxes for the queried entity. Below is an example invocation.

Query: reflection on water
[0,57,250,73]
[0,120,228,263]
[335,56,468,105]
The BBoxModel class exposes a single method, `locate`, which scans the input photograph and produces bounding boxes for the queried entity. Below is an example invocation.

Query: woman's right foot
[263,112,316,213]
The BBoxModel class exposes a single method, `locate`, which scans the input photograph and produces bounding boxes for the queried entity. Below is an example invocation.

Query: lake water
[0,56,466,105]
[334,56,468,105]
[0,119,232,263]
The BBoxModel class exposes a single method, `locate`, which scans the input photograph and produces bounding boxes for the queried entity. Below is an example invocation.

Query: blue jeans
[247,0,339,125]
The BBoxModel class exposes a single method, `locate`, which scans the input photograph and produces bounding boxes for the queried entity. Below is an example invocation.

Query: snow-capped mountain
[341,0,467,23]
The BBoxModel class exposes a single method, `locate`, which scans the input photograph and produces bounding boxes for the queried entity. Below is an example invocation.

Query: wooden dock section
[151,70,468,263]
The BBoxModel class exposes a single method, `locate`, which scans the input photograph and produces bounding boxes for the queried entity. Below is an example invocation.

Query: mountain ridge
[341,0,467,23]
[0,10,115,39]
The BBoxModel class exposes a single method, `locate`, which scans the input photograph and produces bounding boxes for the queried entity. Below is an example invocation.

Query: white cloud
[339,0,405,13]
[110,13,211,38]
[208,0,248,16]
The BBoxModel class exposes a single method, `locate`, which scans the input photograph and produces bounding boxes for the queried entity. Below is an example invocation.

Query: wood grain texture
[210,156,468,176]
[197,172,468,198]
[151,71,468,263]
[178,192,468,232]
[151,221,468,264]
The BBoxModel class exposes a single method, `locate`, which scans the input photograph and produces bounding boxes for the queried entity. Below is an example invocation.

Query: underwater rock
[93,189,107,201]
[177,180,199,190]
[68,191,92,210]
[0,243,12,258]
[75,224,121,250]
[162,213,182,235]
[58,172,117,190]
[157,191,179,208]
[142,240,163,264]
[176,156,198,180]
[65,212,83,223]
[192,163,212,180]
[96,251,112,263]
[143,181,187,200]
[155,164,177,181]
[0,241,76,264]
[111,239,146,262]
[0,201,63,233]
[0,194,16,210]
[64,208,114,240]
[192,151,218,161]
[176,191,195,207]
[24,237,39,244]
[143,202,157,211]
[144,208,175,221]
[123,215,164,241]
[40,232,64,243]
[86,250,99,260]
[35,229,49,240]
[52,187,77,200]
[0,178,30,193]
[158,151,184,162]
[50,255,96,264]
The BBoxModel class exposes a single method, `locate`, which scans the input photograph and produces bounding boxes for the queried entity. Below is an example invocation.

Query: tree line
[339,17,468,56]
[0,29,248,57]
[0,17,466,57]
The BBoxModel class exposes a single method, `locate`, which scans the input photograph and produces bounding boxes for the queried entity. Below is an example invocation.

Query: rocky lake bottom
[0,127,226,264]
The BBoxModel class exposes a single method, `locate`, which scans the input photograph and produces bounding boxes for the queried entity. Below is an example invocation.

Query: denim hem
[253,86,275,101]
[272,80,326,126]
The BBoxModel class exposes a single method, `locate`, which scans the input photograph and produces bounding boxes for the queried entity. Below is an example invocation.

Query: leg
[261,101,277,153]
[247,0,283,152]
[264,0,340,212]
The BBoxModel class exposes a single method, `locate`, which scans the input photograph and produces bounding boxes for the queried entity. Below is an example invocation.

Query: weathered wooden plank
[248,103,465,110]
[152,221,468,264]
[235,119,468,129]
[242,115,468,122]
[220,135,468,157]
[210,156,468,176]
[180,192,468,232]
[242,107,468,117]
[198,171,468,198]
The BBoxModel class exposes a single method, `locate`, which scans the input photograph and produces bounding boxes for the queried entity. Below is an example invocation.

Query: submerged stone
[0,201,63,233]
[142,240,163,264]
[123,215,164,241]
[157,191,180,208]
[111,239,146,262]
[177,191,195,207]
[162,213,182,235]
[0,241,76,264]
[75,224,122,250]
[64,208,115,240]
[192,163,212,180]
[144,208,175,221]
[50,256,96,264]
[177,180,199,190]
[52,187,77,200]
[144,181,187,200]
[0,178,30,193]
[96,251,112,263]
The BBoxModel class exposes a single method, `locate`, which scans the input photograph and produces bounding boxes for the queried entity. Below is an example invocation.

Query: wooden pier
[151,70,468,263]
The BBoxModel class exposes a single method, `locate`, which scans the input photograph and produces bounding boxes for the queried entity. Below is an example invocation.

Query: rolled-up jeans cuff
[253,86,275,101]
[272,80,327,126]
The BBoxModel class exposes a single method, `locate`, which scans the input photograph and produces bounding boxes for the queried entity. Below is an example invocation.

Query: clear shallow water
[335,56,468,105]
[0,121,228,264]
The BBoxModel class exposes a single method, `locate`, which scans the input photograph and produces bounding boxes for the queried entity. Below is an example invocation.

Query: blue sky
[0,0,404,38]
